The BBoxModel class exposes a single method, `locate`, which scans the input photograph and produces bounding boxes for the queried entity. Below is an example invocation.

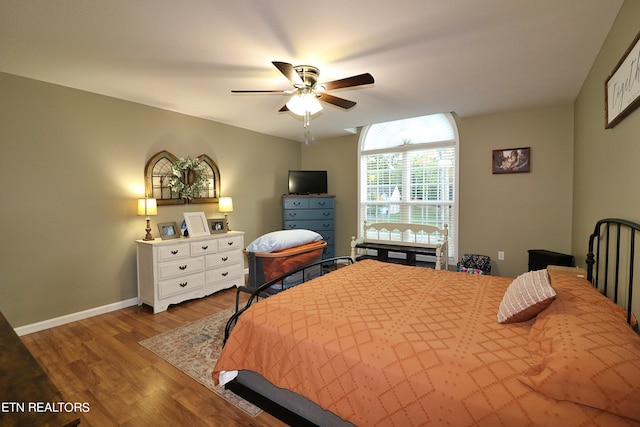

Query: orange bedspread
[213,260,639,426]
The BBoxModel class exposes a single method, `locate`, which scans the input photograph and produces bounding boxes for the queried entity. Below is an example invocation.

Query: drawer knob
[227,241,234,246]
[171,250,179,255]
[318,201,325,205]
[293,202,301,206]
[179,282,188,287]
[323,223,331,228]
[323,212,330,216]
[221,256,229,262]
[222,272,229,277]
[288,212,296,217]
[202,245,208,250]
[179,265,187,270]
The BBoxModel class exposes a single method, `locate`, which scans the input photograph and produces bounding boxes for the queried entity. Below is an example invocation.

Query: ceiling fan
[231,61,374,127]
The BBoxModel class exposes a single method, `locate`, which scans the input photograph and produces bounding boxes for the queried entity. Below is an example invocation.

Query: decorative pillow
[520,300,640,421]
[245,229,322,253]
[497,269,555,324]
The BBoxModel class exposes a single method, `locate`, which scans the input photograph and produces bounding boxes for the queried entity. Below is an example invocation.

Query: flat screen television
[288,170,328,195]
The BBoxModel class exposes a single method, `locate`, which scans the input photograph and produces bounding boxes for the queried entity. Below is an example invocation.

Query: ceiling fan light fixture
[286,91,322,116]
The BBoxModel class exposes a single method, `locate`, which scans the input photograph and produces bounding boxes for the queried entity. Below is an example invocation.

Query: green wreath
[168,157,209,200]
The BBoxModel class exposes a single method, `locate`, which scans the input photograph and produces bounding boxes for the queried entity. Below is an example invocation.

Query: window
[358,113,458,262]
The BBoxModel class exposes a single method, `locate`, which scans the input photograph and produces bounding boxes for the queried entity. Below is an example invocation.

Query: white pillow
[497,269,556,324]
[245,229,323,253]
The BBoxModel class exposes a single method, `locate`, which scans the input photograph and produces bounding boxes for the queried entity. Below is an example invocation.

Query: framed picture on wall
[492,147,530,174]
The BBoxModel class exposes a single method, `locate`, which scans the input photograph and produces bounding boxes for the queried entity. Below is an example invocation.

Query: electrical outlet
[498,251,505,261]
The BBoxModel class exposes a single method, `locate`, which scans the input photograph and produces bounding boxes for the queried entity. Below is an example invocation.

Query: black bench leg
[407,253,417,266]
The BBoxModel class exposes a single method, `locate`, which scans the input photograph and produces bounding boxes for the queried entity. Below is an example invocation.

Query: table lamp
[218,197,233,231]
[137,198,158,240]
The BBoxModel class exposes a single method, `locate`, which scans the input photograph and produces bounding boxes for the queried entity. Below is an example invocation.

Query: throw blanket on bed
[214,260,639,426]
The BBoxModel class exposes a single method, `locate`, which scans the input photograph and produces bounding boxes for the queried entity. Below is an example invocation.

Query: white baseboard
[14,297,140,336]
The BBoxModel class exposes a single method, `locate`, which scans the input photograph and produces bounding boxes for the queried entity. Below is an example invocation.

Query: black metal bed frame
[586,218,639,327]
[223,256,354,344]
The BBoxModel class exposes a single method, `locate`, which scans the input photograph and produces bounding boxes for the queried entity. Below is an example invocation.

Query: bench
[350,222,448,269]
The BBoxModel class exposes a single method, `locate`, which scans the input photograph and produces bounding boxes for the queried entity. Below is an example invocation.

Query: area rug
[139,308,261,417]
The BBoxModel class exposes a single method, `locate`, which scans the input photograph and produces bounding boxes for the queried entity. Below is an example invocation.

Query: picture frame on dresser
[208,218,226,234]
[157,222,180,240]
[183,212,210,237]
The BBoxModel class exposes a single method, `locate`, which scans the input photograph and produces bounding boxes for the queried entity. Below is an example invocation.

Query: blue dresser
[282,195,335,258]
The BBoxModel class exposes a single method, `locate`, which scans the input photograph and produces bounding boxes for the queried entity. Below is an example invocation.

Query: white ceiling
[0,0,624,142]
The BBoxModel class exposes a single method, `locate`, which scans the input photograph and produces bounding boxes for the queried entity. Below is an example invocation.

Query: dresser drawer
[309,197,334,209]
[158,272,205,299]
[190,239,217,256]
[284,209,334,220]
[323,245,335,258]
[217,234,243,252]
[206,250,244,269]
[283,198,310,209]
[316,230,334,245]
[157,257,205,280]
[157,243,190,261]
[284,219,334,231]
[206,263,244,285]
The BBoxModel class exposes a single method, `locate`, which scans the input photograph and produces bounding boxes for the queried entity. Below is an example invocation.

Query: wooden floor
[19,288,288,427]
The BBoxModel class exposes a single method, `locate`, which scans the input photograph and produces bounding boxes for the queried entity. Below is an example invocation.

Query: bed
[214,218,640,426]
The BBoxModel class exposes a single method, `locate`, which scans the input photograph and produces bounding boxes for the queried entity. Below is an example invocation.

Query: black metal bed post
[587,218,639,327]
[628,229,635,325]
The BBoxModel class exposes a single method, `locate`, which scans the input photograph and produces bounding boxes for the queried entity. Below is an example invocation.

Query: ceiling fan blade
[318,93,357,109]
[272,61,304,86]
[231,90,286,93]
[321,73,374,91]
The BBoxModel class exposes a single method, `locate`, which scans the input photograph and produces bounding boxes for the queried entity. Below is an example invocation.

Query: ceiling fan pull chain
[304,111,311,128]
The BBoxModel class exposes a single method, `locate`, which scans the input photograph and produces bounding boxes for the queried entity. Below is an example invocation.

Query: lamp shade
[286,92,322,116]
[137,198,158,216]
[218,197,234,213]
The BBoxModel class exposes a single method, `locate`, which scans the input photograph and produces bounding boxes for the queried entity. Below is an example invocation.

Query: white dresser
[136,231,245,313]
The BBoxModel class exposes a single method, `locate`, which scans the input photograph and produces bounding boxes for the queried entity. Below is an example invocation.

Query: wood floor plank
[19,288,286,427]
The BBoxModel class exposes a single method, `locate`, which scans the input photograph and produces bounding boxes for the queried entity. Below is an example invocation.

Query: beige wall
[0,72,300,327]
[301,134,360,257]
[456,106,574,277]
[572,0,640,259]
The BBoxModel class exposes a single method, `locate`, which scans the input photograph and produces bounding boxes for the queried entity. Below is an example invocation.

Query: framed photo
[492,147,530,174]
[183,212,210,237]
[605,30,640,128]
[157,222,180,240]
[208,218,226,234]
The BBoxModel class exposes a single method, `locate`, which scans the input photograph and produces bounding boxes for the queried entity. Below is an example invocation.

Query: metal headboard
[586,218,640,326]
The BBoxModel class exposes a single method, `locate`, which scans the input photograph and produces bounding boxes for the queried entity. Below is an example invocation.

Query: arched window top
[361,113,455,151]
